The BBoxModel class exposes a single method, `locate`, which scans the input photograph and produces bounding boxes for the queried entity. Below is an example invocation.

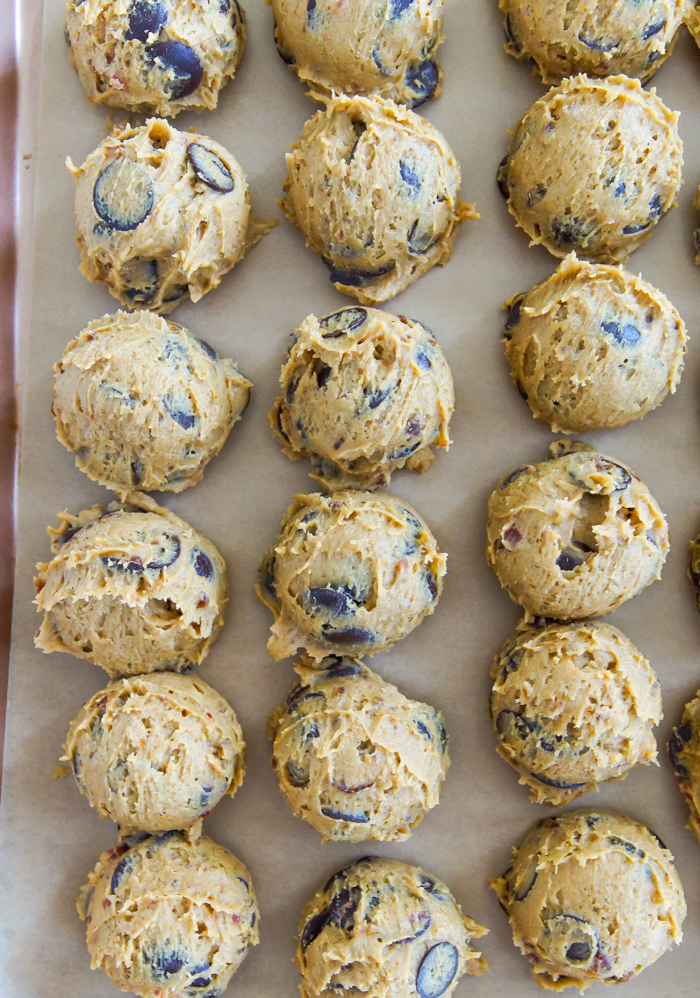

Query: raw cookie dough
[65,0,245,117]
[490,620,662,806]
[486,441,668,620]
[63,671,245,833]
[497,75,682,264]
[503,253,687,433]
[490,809,685,990]
[668,691,700,845]
[280,94,476,305]
[271,307,454,491]
[67,117,274,314]
[78,826,259,998]
[271,0,444,107]
[34,493,227,677]
[296,856,488,998]
[268,656,449,842]
[53,310,252,494]
[257,491,446,661]
[500,0,685,85]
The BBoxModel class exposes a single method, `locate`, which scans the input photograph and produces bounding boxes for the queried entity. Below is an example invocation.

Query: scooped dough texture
[296,856,487,998]
[271,0,443,107]
[63,671,245,833]
[500,0,685,84]
[268,657,449,842]
[34,494,227,677]
[486,442,668,619]
[272,307,454,491]
[53,310,251,494]
[68,117,273,314]
[78,827,259,998]
[490,809,685,991]
[668,691,700,845]
[257,491,446,661]
[497,75,682,263]
[490,620,661,806]
[503,253,687,433]
[280,94,476,305]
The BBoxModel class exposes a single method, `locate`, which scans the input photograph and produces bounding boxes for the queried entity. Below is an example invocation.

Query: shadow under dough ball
[68,117,274,313]
[668,687,700,845]
[297,856,488,998]
[78,827,259,998]
[503,252,687,433]
[497,74,682,263]
[65,0,245,116]
[271,306,454,491]
[257,490,446,661]
[486,441,668,619]
[271,0,443,107]
[280,93,476,305]
[491,809,685,990]
[34,493,227,677]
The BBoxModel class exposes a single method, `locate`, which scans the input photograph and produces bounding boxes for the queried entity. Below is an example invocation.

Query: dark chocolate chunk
[551,216,590,248]
[187,143,234,193]
[416,942,459,998]
[149,948,186,979]
[324,260,396,288]
[195,337,219,361]
[147,534,180,569]
[369,388,389,409]
[301,908,328,950]
[93,159,154,232]
[504,296,525,333]
[533,773,585,789]
[643,20,666,40]
[407,218,438,255]
[501,466,528,489]
[399,160,421,194]
[327,886,361,931]
[124,259,158,303]
[306,586,358,616]
[556,548,586,571]
[193,550,214,580]
[496,155,510,199]
[286,761,310,787]
[317,363,332,388]
[110,853,136,893]
[323,660,362,678]
[405,60,439,107]
[389,0,413,18]
[393,910,431,944]
[126,0,167,42]
[601,320,641,347]
[503,12,522,52]
[164,396,196,430]
[669,720,692,780]
[415,349,431,369]
[577,31,617,52]
[321,807,370,823]
[149,41,203,99]
[322,627,374,646]
[566,941,592,963]
[320,307,368,337]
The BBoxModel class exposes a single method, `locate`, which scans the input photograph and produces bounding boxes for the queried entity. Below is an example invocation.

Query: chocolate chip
[405,60,439,107]
[496,155,511,198]
[369,388,389,409]
[93,159,154,231]
[193,551,213,580]
[147,534,180,569]
[416,942,458,998]
[328,886,361,930]
[163,396,195,429]
[415,349,431,369]
[321,807,369,823]
[393,910,431,944]
[407,218,438,255]
[323,260,396,287]
[501,466,528,489]
[389,0,413,18]
[286,761,309,787]
[195,337,218,361]
[317,363,332,388]
[124,259,159,303]
[551,216,590,247]
[110,853,136,893]
[556,549,586,571]
[601,320,641,347]
[577,31,617,51]
[301,908,328,950]
[306,586,358,616]
[323,660,362,678]
[533,773,585,789]
[126,0,167,42]
[399,160,421,194]
[643,20,666,40]
[320,307,368,337]
[425,567,438,600]
[503,12,522,52]
[187,143,234,193]
[322,627,374,646]
[669,721,692,780]
[148,41,203,99]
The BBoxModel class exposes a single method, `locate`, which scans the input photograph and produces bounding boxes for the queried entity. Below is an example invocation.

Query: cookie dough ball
[66,0,245,117]
[78,826,259,998]
[503,253,687,433]
[297,856,487,998]
[668,692,700,844]
[491,809,685,990]
[271,0,443,107]
[280,94,476,305]
[500,0,685,85]
[490,620,662,806]
[486,441,668,619]
[53,310,251,494]
[34,494,227,677]
[497,75,682,264]
[272,307,454,491]
[268,657,449,842]
[67,117,273,313]
[63,671,245,832]
[257,491,446,661]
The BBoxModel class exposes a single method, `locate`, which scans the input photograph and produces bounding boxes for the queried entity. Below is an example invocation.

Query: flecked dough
[272,306,454,491]
[296,856,488,998]
[53,310,251,494]
[65,0,245,117]
[68,117,274,314]
[280,93,476,305]
[270,0,443,107]
[490,620,662,806]
[257,491,446,661]
[78,826,259,998]
[491,809,686,990]
[486,441,668,620]
[497,75,682,264]
[34,493,227,677]
[668,691,700,845]
[503,253,687,433]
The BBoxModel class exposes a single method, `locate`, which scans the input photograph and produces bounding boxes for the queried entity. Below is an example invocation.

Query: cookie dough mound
[78,826,259,998]
[66,0,245,117]
[503,253,687,433]
[67,117,274,314]
[497,75,682,263]
[486,441,668,619]
[668,692,700,844]
[490,809,685,990]
[271,0,443,107]
[53,310,251,494]
[280,94,476,305]
[34,493,227,677]
[490,620,662,806]
[271,307,454,491]
[268,656,449,842]
[500,0,685,85]
[257,491,446,661]
[297,856,487,998]
[63,671,245,832]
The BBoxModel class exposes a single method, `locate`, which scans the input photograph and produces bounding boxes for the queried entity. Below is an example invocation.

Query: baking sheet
[3,1,700,995]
